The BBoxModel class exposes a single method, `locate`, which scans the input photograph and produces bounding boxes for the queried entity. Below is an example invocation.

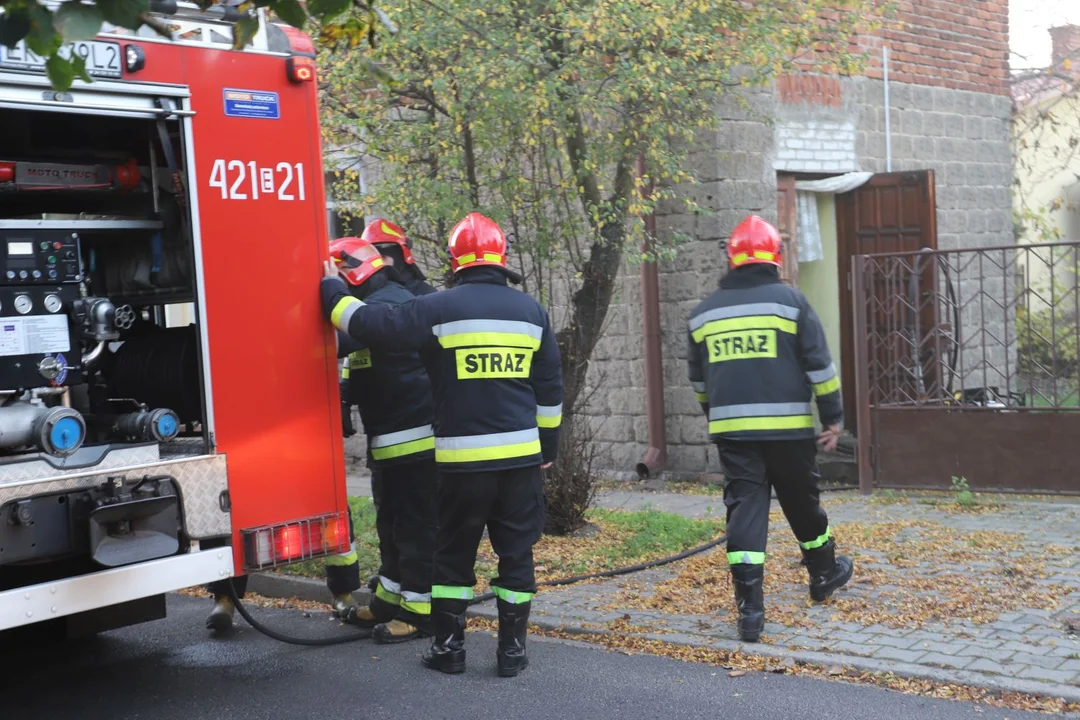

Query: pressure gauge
[13,295,32,314]
[43,294,63,313]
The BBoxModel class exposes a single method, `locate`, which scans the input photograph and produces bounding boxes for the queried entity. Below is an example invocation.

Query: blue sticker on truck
[223,89,280,120]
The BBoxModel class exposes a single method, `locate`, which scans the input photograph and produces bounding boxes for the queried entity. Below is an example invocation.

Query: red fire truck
[0,3,348,636]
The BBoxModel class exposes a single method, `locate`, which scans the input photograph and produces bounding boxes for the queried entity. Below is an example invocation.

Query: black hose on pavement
[468,532,727,605]
[225,531,730,644]
[225,577,369,646]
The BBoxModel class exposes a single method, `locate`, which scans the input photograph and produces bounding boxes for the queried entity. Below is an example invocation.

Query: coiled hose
[225,531,728,646]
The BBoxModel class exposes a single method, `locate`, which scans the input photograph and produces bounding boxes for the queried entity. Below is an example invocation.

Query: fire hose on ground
[225,530,729,647]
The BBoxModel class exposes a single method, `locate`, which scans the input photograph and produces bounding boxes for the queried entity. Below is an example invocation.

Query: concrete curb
[247,572,373,606]
[467,602,1080,705]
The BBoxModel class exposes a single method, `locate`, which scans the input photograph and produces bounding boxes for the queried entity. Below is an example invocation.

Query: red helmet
[361,218,415,265]
[447,212,507,273]
[728,215,782,268]
[329,237,386,286]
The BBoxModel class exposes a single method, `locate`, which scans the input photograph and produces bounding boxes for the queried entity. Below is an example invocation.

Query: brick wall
[856,0,1010,95]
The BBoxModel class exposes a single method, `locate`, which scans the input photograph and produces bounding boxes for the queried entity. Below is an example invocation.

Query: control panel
[1,229,83,391]
[1,231,82,285]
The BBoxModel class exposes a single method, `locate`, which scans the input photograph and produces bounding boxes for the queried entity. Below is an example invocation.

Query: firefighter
[686,215,853,643]
[327,236,439,643]
[320,212,563,677]
[205,576,247,631]
[361,218,436,297]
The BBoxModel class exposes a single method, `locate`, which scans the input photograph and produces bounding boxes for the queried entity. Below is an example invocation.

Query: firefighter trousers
[324,508,362,597]
[431,465,545,606]
[208,574,248,599]
[718,439,831,567]
[368,459,439,625]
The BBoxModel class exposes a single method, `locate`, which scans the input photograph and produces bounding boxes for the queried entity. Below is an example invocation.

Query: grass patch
[279,500,723,591]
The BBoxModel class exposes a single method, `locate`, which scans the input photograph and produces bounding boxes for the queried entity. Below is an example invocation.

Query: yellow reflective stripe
[536,413,562,428]
[341,365,350,380]
[400,599,431,615]
[728,550,766,565]
[432,585,474,600]
[695,392,708,403]
[491,585,534,604]
[456,253,477,265]
[691,315,797,343]
[435,439,542,463]
[371,257,384,269]
[813,376,841,396]
[731,251,776,266]
[324,550,358,567]
[375,583,401,605]
[437,332,541,350]
[482,252,503,263]
[370,436,436,461]
[799,527,831,550]
[331,296,362,329]
[709,415,814,434]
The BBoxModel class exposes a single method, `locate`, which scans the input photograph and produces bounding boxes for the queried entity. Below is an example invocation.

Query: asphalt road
[0,594,1054,720]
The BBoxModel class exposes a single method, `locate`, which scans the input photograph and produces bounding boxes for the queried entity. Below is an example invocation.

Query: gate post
[851,255,873,495]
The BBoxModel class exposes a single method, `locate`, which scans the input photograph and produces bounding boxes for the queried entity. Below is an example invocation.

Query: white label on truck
[0,315,70,357]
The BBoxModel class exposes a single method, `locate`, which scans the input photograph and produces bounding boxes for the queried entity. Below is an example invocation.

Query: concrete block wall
[584,79,1014,478]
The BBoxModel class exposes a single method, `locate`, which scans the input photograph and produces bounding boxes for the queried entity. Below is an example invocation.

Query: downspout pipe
[636,157,667,480]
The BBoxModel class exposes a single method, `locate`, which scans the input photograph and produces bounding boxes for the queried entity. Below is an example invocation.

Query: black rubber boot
[421,599,467,674]
[802,539,854,602]
[495,599,530,677]
[729,564,765,643]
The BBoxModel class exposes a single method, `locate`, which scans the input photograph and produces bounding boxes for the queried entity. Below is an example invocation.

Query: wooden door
[837,170,937,429]
[776,173,799,286]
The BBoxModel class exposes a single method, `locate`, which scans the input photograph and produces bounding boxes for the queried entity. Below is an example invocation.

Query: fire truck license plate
[0,40,122,79]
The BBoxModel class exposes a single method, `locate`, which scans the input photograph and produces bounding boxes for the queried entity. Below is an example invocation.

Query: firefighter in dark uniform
[320,212,563,677]
[361,218,437,297]
[337,219,439,622]
[686,215,853,643]
[328,236,439,643]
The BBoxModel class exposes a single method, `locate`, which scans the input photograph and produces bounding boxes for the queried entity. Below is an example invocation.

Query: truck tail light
[241,511,351,570]
[0,161,14,183]
[287,56,316,84]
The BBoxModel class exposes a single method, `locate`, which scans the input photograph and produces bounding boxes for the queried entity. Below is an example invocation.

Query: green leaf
[46,54,76,91]
[71,54,92,83]
[96,0,150,30]
[53,2,106,42]
[26,4,63,57]
[271,0,307,29]
[232,14,260,50]
[307,0,351,22]
[0,10,32,48]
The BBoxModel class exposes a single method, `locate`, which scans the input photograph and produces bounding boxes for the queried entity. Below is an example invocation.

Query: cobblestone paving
[525,492,1080,701]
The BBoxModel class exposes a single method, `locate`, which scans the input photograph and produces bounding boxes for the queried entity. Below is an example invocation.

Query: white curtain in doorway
[793,172,873,264]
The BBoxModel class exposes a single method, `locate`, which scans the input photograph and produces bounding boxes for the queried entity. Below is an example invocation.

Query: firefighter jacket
[322,266,563,473]
[403,273,437,297]
[336,280,436,467]
[686,265,842,442]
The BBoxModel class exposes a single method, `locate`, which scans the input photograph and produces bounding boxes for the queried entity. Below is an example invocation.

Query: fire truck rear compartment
[0,104,213,600]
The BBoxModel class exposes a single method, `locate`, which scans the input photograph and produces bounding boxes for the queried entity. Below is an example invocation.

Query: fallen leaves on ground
[467,617,1080,717]
[611,518,1073,630]
[471,511,722,594]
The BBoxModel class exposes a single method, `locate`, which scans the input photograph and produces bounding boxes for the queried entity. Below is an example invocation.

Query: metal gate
[852,242,1080,494]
